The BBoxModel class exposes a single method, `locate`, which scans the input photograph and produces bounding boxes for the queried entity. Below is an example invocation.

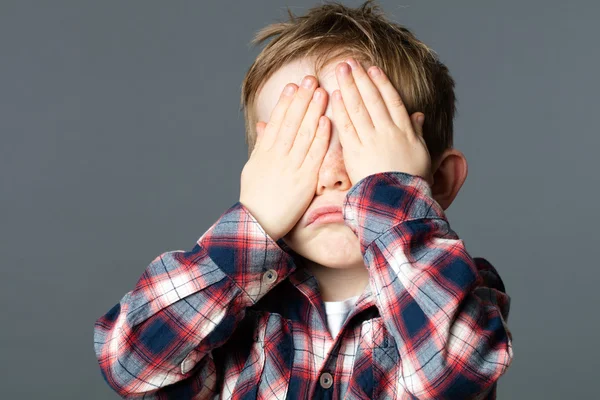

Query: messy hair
[240,0,457,162]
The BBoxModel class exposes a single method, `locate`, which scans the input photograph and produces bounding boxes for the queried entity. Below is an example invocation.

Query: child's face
[255,56,366,270]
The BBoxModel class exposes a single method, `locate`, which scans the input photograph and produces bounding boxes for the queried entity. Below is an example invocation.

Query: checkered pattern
[94,172,513,399]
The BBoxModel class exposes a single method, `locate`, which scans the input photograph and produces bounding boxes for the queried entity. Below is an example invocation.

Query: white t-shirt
[323,295,360,338]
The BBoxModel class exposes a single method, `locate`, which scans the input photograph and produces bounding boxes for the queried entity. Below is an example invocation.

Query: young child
[93,1,513,398]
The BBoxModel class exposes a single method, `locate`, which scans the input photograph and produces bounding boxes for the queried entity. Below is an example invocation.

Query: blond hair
[240,0,457,162]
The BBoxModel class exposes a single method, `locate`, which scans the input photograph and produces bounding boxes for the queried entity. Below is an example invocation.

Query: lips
[305,205,343,227]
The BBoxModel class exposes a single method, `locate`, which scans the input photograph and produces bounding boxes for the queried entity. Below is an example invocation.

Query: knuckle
[342,121,355,133]
[278,139,292,150]
[266,120,278,131]
[370,95,384,108]
[305,150,318,165]
[282,118,295,131]
[297,125,310,139]
[350,103,363,116]
[389,97,405,109]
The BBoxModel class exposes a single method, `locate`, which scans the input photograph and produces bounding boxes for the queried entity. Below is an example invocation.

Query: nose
[314,119,353,196]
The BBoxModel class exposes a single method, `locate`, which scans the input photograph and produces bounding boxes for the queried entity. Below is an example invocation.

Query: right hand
[239,76,331,241]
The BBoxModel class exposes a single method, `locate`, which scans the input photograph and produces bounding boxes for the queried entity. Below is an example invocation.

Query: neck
[301,257,370,302]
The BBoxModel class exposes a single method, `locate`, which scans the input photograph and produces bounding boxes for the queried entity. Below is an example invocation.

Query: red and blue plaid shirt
[94,172,513,399]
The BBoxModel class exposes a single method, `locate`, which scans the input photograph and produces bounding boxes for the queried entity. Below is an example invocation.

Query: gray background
[1,1,598,399]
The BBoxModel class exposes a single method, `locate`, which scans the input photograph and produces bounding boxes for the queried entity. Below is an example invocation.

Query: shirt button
[262,269,277,285]
[319,372,333,389]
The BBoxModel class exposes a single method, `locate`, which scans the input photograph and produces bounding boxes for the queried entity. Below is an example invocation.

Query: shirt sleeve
[343,171,513,400]
[93,201,296,399]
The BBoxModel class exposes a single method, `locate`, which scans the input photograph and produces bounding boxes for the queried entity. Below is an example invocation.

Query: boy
[93,1,513,399]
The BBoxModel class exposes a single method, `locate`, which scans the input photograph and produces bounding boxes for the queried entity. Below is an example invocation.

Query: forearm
[93,201,296,398]
[344,171,513,399]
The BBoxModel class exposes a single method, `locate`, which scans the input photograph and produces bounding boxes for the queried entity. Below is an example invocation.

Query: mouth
[308,212,344,226]
[305,205,344,227]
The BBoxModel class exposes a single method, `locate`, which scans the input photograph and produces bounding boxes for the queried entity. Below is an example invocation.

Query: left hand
[331,58,433,186]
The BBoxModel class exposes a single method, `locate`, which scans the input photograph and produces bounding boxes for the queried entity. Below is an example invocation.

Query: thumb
[253,121,267,150]
[411,113,425,138]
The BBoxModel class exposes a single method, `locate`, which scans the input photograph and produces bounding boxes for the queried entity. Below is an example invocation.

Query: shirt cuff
[200,201,297,303]
[342,172,446,254]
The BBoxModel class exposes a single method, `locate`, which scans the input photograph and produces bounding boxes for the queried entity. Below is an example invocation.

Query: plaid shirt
[94,172,513,399]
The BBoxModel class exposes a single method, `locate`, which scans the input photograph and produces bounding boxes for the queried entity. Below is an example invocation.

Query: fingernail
[368,66,381,77]
[345,58,358,69]
[418,114,425,125]
[284,84,296,96]
[302,76,314,89]
[339,63,350,75]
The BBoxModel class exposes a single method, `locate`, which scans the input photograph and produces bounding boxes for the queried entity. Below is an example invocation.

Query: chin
[283,223,364,269]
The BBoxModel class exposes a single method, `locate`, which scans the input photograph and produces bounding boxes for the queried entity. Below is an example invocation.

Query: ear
[430,148,468,210]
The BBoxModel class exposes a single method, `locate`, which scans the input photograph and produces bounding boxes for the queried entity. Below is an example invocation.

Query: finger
[335,62,374,139]
[275,75,318,153]
[249,122,265,158]
[254,121,266,147]
[368,66,413,134]
[300,115,331,173]
[289,88,328,167]
[410,112,425,138]
[331,89,361,149]
[262,84,298,150]
[344,59,395,131]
